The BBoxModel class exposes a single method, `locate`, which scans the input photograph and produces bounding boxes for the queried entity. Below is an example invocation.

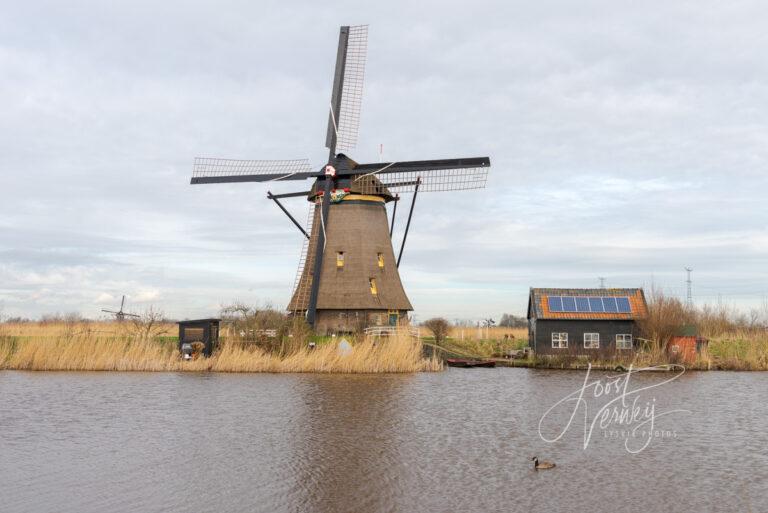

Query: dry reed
[0,325,441,373]
[706,331,768,371]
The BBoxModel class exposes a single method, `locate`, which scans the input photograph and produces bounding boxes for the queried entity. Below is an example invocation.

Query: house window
[377,253,385,268]
[551,332,568,349]
[369,278,378,295]
[336,252,345,268]
[616,334,633,350]
[584,333,600,349]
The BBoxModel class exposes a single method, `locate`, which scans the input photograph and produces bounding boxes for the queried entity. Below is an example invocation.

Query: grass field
[431,326,528,358]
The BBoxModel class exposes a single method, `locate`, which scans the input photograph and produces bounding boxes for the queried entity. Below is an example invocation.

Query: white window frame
[551,332,568,349]
[616,334,633,350]
[584,333,600,349]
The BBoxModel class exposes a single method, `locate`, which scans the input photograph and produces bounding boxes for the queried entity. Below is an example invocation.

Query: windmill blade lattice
[326,25,368,154]
[191,158,315,184]
[352,158,490,193]
[365,166,488,193]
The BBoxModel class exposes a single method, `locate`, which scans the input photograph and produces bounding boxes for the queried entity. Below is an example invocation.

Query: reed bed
[707,331,768,371]
[0,328,441,373]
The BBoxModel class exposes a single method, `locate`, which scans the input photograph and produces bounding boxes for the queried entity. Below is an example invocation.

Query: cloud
[1,0,767,320]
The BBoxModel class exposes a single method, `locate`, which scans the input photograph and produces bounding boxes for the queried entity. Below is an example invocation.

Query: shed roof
[178,318,221,325]
[527,288,648,321]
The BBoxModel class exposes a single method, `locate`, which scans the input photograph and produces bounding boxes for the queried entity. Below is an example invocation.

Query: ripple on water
[0,369,766,513]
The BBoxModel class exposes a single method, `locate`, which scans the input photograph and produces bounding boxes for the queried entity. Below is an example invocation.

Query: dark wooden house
[527,288,648,357]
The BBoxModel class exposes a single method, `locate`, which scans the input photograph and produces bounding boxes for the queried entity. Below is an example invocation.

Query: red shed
[668,326,708,364]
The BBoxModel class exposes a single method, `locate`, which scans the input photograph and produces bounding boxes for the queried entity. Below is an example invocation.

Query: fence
[363,326,421,339]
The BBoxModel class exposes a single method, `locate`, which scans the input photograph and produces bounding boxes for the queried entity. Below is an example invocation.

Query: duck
[531,457,556,470]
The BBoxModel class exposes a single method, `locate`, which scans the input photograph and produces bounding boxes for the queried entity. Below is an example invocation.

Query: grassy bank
[0,323,441,373]
[444,327,528,356]
[3,320,767,372]
[436,327,768,371]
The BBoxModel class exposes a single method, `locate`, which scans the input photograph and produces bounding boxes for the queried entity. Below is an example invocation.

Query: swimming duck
[532,457,556,470]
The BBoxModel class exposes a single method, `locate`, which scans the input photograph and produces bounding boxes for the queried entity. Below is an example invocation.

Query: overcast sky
[1,0,767,321]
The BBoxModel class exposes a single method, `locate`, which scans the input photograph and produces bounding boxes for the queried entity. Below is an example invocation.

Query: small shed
[178,319,221,357]
[527,288,648,357]
[668,325,708,364]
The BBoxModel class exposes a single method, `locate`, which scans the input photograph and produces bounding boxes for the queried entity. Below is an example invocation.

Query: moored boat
[445,358,496,368]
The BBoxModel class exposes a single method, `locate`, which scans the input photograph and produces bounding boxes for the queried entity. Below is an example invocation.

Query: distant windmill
[101,295,140,322]
[190,25,491,333]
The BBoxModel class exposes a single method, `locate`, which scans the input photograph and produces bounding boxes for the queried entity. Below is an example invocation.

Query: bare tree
[423,318,451,346]
[130,307,169,340]
[219,301,302,354]
[637,288,694,354]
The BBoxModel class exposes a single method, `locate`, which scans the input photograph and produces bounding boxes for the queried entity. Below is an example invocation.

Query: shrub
[423,318,451,346]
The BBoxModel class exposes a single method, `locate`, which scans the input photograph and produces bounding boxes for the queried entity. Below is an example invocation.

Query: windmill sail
[191,158,315,184]
[351,157,490,193]
[326,25,368,154]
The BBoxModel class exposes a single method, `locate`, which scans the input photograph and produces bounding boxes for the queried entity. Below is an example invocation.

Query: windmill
[101,295,140,322]
[191,25,491,333]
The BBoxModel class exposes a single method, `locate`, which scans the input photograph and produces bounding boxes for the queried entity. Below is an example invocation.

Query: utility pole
[685,267,693,308]
[599,277,606,289]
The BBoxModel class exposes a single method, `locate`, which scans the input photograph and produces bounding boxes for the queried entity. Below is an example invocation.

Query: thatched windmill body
[192,25,490,333]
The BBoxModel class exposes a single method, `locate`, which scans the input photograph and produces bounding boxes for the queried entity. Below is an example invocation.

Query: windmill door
[388,310,399,326]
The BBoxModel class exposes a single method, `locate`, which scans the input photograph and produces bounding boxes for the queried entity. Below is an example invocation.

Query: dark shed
[178,319,221,357]
[527,288,648,358]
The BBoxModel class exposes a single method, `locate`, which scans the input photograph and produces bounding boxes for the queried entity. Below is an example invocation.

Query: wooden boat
[445,358,496,368]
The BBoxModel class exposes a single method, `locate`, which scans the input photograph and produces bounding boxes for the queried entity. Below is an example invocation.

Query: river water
[1,368,766,513]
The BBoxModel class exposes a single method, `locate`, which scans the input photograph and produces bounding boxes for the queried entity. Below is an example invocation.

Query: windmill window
[336,252,345,268]
[377,253,385,268]
[369,278,378,295]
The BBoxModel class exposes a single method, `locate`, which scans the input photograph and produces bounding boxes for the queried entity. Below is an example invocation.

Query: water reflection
[289,375,411,513]
[0,369,766,513]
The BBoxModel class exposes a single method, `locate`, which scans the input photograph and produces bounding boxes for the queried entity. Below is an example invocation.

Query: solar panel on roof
[616,297,631,313]
[547,295,633,314]
[575,297,590,311]
[588,297,604,312]
[548,296,563,312]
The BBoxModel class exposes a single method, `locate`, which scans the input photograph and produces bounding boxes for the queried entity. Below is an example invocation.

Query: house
[527,288,648,357]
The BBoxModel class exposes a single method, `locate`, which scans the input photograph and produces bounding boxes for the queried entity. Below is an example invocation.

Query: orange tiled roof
[529,288,648,320]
